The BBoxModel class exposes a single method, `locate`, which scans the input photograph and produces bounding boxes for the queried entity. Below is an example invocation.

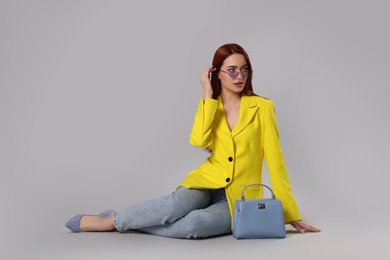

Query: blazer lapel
[232,95,259,137]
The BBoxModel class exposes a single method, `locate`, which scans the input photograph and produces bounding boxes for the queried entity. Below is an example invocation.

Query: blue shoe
[65,214,83,232]
[98,209,116,218]
[65,210,116,232]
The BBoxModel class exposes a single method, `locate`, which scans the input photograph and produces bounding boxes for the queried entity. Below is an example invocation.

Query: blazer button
[226,178,231,183]
[228,157,233,162]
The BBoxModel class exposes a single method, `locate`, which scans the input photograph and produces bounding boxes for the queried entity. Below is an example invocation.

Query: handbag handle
[241,183,276,201]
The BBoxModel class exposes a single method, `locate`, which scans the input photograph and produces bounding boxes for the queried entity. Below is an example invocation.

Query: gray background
[1,0,389,259]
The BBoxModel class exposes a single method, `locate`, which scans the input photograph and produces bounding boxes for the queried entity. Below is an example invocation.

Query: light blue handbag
[233,184,286,239]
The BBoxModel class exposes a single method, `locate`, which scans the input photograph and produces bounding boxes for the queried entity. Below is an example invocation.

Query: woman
[65,43,320,238]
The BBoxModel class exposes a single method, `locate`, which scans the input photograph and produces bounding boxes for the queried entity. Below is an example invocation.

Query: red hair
[210,43,257,99]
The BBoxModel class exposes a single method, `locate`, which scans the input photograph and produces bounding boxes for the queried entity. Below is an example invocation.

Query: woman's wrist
[203,91,213,99]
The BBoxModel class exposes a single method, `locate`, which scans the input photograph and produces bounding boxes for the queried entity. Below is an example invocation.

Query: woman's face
[218,53,250,95]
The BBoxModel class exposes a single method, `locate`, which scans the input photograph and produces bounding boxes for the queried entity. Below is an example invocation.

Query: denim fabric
[113,187,231,238]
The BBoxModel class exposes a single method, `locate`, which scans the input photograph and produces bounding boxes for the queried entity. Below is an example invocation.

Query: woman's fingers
[290,220,321,234]
[291,221,305,234]
[201,66,214,81]
[304,224,321,232]
[200,65,215,97]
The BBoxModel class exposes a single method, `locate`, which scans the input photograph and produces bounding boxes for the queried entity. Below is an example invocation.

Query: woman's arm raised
[200,65,215,99]
[189,66,218,148]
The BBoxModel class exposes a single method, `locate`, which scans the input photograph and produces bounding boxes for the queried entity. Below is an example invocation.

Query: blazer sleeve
[263,101,302,223]
[189,97,219,148]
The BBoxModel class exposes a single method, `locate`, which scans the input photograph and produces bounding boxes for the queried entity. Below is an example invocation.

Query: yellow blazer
[180,95,301,225]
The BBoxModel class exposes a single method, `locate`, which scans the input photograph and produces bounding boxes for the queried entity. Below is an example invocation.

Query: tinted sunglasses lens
[241,69,251,78]
[228,71,239,79]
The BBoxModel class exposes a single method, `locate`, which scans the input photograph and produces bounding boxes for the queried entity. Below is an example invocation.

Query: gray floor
[2,208,388,260]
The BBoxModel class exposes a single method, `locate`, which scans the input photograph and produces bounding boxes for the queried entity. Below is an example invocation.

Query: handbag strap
[241,183,276,201]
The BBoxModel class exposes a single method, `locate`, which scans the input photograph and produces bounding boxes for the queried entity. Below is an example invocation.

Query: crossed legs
[74,187,231,238]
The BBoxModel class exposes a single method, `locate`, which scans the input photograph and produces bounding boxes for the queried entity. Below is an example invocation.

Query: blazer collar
[215,95,259,137]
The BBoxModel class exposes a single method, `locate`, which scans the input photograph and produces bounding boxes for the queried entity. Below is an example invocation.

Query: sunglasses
[219,67,252,79]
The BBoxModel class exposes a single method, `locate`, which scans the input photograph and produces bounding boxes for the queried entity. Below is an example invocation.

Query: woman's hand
[289,220,321,234]
[200,65,216,99]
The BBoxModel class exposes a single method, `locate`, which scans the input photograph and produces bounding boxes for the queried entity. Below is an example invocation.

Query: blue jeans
[113,187,231,238]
